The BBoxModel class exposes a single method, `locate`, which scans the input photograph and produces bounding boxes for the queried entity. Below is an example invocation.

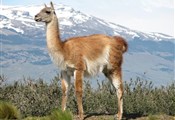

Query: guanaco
[35,2,127,120]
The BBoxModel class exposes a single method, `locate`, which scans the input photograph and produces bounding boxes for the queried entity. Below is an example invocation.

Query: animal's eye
[46,11,51,14]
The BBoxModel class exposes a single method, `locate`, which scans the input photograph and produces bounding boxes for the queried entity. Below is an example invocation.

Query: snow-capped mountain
[0,4,174,85]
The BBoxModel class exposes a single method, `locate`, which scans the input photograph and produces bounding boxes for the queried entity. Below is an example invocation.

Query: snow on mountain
[0,4,174,86]
[1,4,174,41]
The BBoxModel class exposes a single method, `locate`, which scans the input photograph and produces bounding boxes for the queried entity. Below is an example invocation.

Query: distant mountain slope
[0,4,174,85]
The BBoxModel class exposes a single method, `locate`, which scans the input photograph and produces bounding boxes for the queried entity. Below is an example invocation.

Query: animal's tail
[113,36,128,53]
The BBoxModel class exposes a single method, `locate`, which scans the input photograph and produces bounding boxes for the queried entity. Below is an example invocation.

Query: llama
[34,2,127,120]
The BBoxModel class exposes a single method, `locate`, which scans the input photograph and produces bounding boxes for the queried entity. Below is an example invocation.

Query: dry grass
[0,101,21,119]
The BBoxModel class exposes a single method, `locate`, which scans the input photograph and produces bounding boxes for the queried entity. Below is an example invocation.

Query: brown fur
[34,2,127,120]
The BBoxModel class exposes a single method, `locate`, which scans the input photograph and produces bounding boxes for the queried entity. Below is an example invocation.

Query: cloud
[143,6,153,12]
[141,0,174,9]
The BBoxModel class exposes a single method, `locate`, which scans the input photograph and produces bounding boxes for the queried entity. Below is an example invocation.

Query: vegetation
[24,109,72,120]
[0,75,174,119]
[0,101,21,119]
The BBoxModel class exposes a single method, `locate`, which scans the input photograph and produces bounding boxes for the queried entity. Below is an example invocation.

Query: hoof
[114,113,122,120]
[76,114,84,120]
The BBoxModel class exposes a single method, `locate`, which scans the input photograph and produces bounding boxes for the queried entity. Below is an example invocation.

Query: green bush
[0,77,62,117]
[123,78,175,115]
[0,75,174,118]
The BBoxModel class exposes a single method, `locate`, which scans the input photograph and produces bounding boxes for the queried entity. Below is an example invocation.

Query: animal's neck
[46,15,63,51]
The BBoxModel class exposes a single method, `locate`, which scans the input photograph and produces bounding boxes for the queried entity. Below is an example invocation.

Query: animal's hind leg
[61,71,71,111]
[74,70,84,120]
[105,68,123,120]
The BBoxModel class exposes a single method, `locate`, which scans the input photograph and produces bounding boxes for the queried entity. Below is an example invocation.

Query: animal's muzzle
[34,15,41,22]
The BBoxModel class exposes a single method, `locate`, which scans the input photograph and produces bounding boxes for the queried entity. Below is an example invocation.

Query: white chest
[48,49,66,70]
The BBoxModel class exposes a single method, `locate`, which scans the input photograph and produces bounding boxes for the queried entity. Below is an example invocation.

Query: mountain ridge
[0,4,174,41]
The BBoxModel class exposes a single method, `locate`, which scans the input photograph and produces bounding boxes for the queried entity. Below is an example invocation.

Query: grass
[24,109,73,120]
[24,116,50,120]
[49,109,73,120]
[143,114,175,120]
[0,101,73,120]
[0,101,21,119]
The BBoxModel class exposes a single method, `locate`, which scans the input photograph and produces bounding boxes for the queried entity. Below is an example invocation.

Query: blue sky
[2,0,174,36]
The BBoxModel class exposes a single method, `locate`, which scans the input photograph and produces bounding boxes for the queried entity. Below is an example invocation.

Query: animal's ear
[50,1,55,10]
[44,3,47,8]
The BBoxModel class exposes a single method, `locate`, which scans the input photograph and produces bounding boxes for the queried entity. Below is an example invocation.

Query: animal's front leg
[61,71,71,111]
[74,70,84,120]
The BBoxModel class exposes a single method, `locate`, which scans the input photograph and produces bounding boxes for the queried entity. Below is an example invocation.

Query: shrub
[124,78,175,115]
[0,75,174,118]
[0,77,62,117]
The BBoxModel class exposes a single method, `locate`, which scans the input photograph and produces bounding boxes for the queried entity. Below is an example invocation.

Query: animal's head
[35,1,56,23]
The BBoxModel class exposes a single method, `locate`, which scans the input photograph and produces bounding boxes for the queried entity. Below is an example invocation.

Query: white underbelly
[84,46,110,76]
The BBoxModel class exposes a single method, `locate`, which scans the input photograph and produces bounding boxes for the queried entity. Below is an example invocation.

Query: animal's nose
[34,14,40,21]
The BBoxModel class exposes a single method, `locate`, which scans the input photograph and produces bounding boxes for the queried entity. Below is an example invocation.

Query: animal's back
[62,34,126,76]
